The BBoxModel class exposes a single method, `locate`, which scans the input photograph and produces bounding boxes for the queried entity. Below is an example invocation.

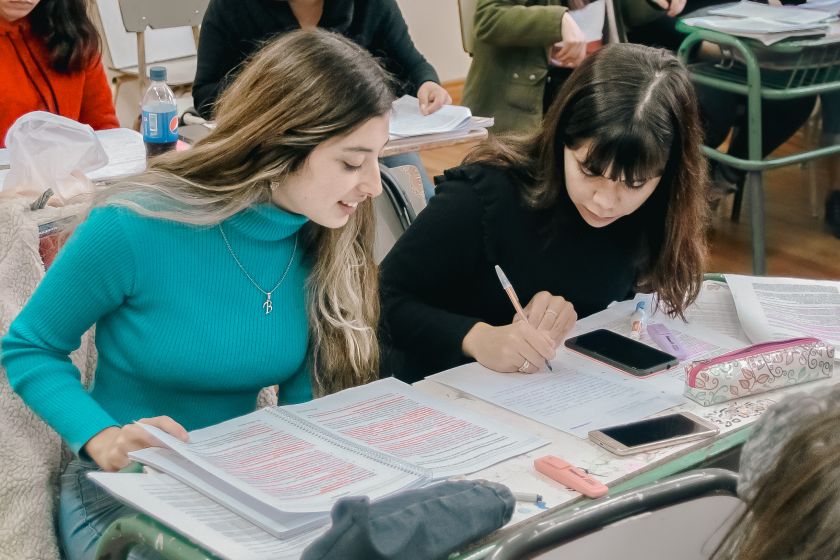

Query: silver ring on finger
[518,359,531,373]
[545,309,558,318]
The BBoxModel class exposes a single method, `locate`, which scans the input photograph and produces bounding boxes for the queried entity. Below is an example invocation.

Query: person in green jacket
[462,0,674,134]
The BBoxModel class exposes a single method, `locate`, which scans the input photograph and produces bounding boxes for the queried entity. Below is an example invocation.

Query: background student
[625,0,816,202]
[0,0,118,146]
[380,43,708,381]
[192,0,450,199]
[461,0,673,134]
[2,30,390,560]
[714,385,840,559]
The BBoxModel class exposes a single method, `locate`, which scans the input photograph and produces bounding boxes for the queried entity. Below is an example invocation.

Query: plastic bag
[1,111,109,204]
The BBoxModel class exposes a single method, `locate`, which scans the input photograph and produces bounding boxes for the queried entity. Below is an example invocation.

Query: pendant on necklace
[263,292,273,315]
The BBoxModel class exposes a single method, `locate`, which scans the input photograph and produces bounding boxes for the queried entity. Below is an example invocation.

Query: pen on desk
[513,491,543,503]
[494,265,553,372]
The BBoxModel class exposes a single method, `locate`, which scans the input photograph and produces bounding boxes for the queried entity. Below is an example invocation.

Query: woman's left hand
[417,82,452,115]
[517,291,577,346]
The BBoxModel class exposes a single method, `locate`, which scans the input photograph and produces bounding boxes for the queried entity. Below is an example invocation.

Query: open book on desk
[116,378,547,537]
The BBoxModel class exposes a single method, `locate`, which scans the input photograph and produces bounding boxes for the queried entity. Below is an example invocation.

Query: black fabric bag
[301,480,515,560]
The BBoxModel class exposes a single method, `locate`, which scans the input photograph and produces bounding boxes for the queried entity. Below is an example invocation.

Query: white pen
[513,491,543,503]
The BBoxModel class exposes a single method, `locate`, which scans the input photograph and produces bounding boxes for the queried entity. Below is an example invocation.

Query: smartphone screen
[564,329,678,376]
[600,414,713,448]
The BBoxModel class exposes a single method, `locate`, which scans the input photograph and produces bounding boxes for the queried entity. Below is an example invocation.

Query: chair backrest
[117,0,209,32]
[489,469,743,560]
[374,165,426,264]
[115,0,210,91]
[457,0,477,55]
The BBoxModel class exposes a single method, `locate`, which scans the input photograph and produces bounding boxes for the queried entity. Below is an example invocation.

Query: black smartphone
[564,328,679,377]
[588,412,719,455]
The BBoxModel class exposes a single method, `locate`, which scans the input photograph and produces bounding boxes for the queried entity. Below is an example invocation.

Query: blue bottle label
[142,109,179,143]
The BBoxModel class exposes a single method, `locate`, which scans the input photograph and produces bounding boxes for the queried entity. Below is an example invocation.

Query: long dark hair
[465,43,708,317]
[29,0,101,74]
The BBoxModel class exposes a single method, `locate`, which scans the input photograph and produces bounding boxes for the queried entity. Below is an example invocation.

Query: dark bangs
[560,91,674,187]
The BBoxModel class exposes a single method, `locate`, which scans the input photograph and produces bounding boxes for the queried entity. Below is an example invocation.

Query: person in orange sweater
[0,0,118,147]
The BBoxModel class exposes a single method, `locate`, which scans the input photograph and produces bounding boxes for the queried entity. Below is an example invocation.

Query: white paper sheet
[286,377,548,479]
[570,0,606,42]
[87,128,147,181]
[682,281,750,344]
[389,96,473,138]
[725,274,840,347]
[429,355,683,439]
[88,473,325,560]
[710,1,837,24]
[681,16,828,44]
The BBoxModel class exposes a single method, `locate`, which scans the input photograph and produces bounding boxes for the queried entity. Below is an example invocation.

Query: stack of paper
[91,378,547,559]
[389,95,493,139]
[683,1,837,44]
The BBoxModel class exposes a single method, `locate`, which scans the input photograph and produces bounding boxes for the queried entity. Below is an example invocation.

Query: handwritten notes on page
[428,298,750,438]
[429,358,682,439]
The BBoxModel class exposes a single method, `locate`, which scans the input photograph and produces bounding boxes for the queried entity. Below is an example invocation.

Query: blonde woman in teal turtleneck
[2,30,391,560]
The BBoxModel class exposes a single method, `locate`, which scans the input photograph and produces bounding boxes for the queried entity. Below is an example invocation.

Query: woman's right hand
[550,12,586,68]
[462,321,556,374]
[83,416,189,472]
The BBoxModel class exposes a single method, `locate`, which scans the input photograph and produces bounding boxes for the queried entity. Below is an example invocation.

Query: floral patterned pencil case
[684,337,834,406]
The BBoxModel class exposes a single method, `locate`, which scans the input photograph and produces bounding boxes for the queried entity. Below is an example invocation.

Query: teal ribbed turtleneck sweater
[3,203,312,454]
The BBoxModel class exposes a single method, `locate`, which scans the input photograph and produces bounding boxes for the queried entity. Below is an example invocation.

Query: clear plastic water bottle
[141,66,178,158]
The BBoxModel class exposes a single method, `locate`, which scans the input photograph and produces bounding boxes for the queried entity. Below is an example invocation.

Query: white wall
[396,0,472,82]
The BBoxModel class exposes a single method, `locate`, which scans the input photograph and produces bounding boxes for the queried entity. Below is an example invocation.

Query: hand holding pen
[461,266,576,374]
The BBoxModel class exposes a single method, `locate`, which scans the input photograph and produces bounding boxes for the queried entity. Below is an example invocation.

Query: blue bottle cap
[635,301,646,311]
[149,66,167,82]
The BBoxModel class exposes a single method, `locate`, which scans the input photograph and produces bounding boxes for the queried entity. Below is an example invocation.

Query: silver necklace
[218,224,298,315]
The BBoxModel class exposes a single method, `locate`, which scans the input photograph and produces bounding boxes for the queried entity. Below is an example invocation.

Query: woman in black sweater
[193,0,449,119]
[380,43,709,382]
[193,0,449,200]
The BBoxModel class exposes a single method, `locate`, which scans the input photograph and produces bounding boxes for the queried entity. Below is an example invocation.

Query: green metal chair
[675,15,840,275]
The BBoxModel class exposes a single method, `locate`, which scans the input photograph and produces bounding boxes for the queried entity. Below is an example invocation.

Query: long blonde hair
[91,30,394,395]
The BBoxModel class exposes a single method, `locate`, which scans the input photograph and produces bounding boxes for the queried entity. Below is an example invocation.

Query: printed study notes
[724,274,840,348]
[90,378,547,557]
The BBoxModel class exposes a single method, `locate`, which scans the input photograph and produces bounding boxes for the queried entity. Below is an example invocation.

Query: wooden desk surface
[381,128,488,157]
